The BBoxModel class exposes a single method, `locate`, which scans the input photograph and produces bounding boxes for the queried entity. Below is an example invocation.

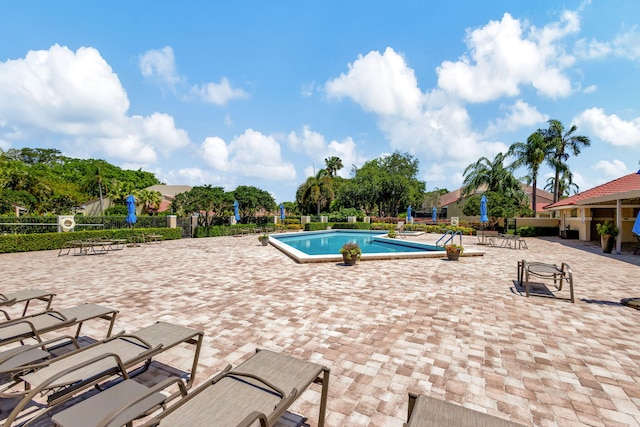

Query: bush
[0,228,181,254]
[515,226,559,237]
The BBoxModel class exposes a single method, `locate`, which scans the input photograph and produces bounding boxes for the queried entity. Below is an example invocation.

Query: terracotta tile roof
[439,184,553,212]
[545,171,640,209]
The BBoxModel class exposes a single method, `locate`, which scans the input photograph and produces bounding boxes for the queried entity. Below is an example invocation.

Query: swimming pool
[268,229,481,263]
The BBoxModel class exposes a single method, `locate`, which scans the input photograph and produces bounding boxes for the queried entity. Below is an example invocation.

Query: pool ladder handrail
[436,230,463,248]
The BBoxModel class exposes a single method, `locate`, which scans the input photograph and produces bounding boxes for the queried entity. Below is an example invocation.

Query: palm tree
[544,119,590,203]
[507,130,552,214]
[81,166,107,214]
[137,189,163,213]
[324,156,343,177]
[296,169,334,214]
[461,153,522,199]
[544,170,579,198]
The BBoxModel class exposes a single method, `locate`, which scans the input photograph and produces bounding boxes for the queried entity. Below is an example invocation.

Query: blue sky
[1,1,639,204]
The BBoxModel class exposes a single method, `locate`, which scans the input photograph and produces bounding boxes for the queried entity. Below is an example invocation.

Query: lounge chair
[396,221,407,239]
[2,321,203,427]
[0,289,55,319]
[517,260,574,303]
[404,393,525,427]
[0,303,118,347]
[90,348,331,427]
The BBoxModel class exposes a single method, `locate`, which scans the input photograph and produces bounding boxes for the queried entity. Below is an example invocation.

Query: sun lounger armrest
[93,377,189,427]
[224,370,291,400]
[0,334,80,367]
[5,351,138,427]
[237,410,269,427]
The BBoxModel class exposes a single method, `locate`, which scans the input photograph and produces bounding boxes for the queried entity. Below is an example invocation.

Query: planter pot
[260,239,269,246]
[342,255,357,266]
[601,234,615,253]
[446,251,460,261]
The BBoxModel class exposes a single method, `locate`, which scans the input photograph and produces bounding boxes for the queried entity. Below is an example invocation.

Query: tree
[233,185,277,220]
[462,191,531,227]
[81,165,107,214]
[544,119,590,203]
[324,156,343,177]
[544,170,579,198]
[171,186,232,225]
[137,189,163,214]
[296,169,334,214]
[507,130,552,215]
[462,153,523,200]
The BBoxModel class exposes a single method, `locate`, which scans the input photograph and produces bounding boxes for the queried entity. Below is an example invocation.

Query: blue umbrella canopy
[125,195,137,225]
[233,200,240,222]
[432,206,437,222]
[480,195,489,223]
[633,211,640,236]
[407,205,412,221]
[280,203,285,220]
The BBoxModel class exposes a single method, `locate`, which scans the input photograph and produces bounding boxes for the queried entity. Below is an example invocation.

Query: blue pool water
[271,230,434,255]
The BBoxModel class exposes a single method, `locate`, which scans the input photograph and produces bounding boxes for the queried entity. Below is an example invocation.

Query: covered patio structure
[544,171,640,254]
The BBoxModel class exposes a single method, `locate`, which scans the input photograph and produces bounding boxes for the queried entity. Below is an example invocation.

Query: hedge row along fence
[0,228,180,254]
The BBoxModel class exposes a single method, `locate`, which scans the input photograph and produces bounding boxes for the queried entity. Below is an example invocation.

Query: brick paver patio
[1,233,639,426]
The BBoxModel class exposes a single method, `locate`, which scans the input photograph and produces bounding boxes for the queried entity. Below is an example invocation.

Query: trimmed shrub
[0,228,180,254]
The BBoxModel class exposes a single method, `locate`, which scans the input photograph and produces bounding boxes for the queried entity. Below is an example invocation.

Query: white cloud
[574,108,640,147]
[191,77,248,105]
[139,46,182,89]
[325,47,423,118]
[201,129,297,180]
[485,100,549,135]
[593,159,629,178]
[576,26,640,61]
[0,44,189,166]
[437,12,576,102]
[287,126,364,178]
[582,84,597,94]
[162,167,231,187]
[141,46,248,105]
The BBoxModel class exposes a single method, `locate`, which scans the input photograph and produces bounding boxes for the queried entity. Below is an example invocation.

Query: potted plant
[444,243,464,261]
[596,220,618,254]
[258,234,269,246]
[339,242,362,266]
[387,229,397,239]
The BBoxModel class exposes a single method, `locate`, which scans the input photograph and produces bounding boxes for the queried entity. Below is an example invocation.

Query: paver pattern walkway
[1,233,640,426]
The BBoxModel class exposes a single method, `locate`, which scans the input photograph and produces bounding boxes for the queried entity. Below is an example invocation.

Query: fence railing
[0,216,170,235]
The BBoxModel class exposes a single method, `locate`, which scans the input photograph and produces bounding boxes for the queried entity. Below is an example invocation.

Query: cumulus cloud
[161,167,231,187]
[593,159,629,178]
[437,12,577,102]
[0,44,189,166]
[201,129,296,180]
[574,108,640,147]
[139,46,182,89]
[485,100,549,135]
[191,77,248,105]
[325,47,423,118]
[287,126,364,178]
[576,26,640,61]
[140,46,247,105]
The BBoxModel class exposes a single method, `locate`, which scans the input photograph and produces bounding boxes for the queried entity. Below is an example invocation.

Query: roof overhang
[576,190,640,205]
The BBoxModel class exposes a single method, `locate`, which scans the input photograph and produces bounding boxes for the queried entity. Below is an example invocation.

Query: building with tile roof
[422,184,553,219]
[544,171,640,253]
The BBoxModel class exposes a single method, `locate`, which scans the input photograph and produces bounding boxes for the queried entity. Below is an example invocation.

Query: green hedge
[0,228,181,254]
[516,226,559,237]
[304,222,371,231]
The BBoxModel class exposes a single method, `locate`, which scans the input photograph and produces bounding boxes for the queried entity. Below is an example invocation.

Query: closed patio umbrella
[432,206,437,222]
[233,200,240,222]
[280,204,285,221]
[480,195,488,224]
[125,195,137,226]
[407,206,412,222]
